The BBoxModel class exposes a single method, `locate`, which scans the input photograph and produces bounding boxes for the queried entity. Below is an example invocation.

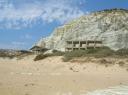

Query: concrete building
[65,40,103,51]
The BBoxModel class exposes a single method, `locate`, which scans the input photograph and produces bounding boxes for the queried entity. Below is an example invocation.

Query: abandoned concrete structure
[30,46,48,54]
[65,40,103,51]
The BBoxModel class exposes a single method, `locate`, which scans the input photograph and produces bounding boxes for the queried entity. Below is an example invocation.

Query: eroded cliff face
[36,9,128,51]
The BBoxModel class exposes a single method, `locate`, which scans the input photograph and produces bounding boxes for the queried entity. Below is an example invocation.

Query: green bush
[52,50,65,56]
[34,50,65,61]
[34,54,52,61]
[63,47,114,62]
[63,50,87,62]
[115,49,128,56]
[93,47,115,57]
[34,47,128,62]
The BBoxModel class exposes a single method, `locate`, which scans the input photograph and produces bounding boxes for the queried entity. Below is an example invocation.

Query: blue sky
[0,0,128,50]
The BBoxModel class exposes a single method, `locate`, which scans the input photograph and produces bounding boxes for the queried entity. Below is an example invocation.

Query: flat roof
[66,40,102,43]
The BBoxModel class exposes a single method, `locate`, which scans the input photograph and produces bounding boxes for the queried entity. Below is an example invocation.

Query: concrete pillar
[79,41,80,50]
[86,40,88,49]
[94,41,96,49]
[72,41,73,51]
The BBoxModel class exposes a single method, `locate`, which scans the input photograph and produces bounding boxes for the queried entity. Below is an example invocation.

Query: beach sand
[0,55,128,95]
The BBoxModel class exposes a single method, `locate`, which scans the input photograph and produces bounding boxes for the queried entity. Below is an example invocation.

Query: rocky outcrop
[36,9,128,51]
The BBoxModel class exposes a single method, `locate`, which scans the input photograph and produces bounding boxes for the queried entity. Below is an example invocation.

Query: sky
[0,0,128,50]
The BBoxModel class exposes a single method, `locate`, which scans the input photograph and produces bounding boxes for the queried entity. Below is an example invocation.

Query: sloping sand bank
[0,56,128,95]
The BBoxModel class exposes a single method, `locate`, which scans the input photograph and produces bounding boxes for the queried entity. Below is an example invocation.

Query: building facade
[65,40,103,51]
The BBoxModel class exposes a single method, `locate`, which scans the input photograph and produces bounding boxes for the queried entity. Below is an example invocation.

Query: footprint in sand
[25,93,30,95]
[0,83,2,86]
[24,83,35,87]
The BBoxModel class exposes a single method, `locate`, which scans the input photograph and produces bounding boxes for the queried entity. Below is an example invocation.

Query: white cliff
[36,9,128,51]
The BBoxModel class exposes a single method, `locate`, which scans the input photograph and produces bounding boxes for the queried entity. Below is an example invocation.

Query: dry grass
[63,48,128,62]
[34,50,65,61]
[0,50,33,59]
[117,61,125,67]
[63,47,114,62]
[34,47,128,65]
[34,54,52,61]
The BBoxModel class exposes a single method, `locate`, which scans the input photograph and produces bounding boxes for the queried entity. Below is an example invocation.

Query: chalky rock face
[36,9,128,51]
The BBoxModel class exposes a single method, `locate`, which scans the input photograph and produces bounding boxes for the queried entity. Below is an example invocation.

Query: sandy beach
[0,55,128,95]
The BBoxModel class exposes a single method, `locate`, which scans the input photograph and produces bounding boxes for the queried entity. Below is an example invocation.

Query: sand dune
[0,55,128,95]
